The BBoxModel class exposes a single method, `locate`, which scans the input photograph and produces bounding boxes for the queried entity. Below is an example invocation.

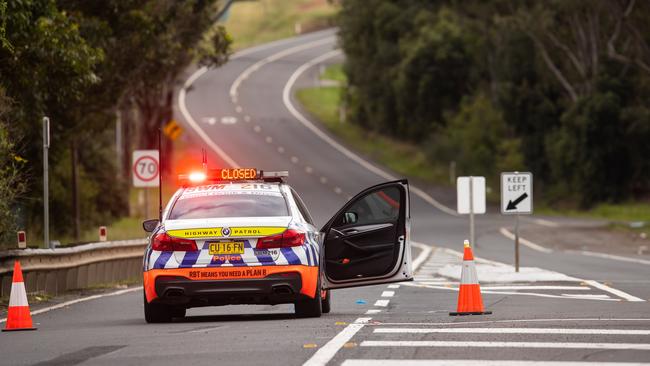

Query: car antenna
[158,127,163,222]
[202,148,207,172]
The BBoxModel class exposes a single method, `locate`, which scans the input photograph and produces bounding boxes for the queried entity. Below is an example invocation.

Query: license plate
[209,241,245,255]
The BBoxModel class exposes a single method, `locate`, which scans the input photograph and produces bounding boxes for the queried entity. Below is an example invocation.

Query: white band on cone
[8,282,29,307]
[460,260,479,285]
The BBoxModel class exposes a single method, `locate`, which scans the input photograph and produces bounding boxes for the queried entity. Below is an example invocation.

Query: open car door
[321,180,412,289]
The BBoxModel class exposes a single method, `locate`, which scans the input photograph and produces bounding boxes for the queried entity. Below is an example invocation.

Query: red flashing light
[256,229,305,249]
[153,232,198,251]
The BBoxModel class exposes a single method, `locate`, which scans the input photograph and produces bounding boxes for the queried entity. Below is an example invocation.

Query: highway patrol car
[142,168,412,322]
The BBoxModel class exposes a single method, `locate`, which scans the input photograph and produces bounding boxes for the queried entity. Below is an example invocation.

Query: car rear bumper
[143,265,319,307]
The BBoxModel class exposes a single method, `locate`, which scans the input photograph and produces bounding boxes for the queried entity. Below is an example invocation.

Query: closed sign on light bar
[219,168,257,180]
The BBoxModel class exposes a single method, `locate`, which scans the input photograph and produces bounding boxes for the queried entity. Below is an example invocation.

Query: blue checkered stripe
[146,237,320,270]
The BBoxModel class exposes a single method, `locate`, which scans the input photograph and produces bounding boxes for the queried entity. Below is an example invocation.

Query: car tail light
[256,229,305,249]
[152,232,198,251]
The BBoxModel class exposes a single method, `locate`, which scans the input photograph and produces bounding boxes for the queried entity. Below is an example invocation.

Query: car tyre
[321,289,331,314]
[144,293,173,323]
[295,283,322,318]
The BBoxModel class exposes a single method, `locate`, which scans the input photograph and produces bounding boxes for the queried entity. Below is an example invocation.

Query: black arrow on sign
[506,192,528,210]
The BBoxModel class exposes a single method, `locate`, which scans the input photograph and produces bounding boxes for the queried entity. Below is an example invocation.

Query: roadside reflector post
[17,231,26,249]
[457,176,486,249]
[501,172,534,273]
[99,226,107,242]
[43,116,50,249]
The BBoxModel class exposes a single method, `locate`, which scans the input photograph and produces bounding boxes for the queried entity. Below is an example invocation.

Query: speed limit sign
[132,150,160,187]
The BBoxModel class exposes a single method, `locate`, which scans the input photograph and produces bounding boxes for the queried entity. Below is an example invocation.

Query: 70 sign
[132,150,160,188]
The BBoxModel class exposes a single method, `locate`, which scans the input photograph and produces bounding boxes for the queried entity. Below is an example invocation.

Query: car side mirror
[343,212,358,225]
[142,219,160,233]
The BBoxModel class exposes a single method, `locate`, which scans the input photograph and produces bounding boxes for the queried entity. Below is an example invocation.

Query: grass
[538,203,650,225]
[223,0,339,50]
[295,66,448,185]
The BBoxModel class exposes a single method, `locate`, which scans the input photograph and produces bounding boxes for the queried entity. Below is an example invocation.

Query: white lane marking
[387,284,400,289]
[410,241,433,272]
[178,31,336,169]
[305,166,313,174]
[320,177,328,184]
[244,115,251,122]
[253,125,262,133]
[282,49,458,217]
[365,309,382,315]
[334,187,342,194]
[373,328,650,335]
[369,318,650,327]
[231,36,335,98]
[584,280,645,302]
[179,87,239,167]
[220,116,237,124]
[521,217,560,227]
[235,105,243,113]
[0,287,142,324]
[381,291,394,298]
[402,282,620,301]
[342,360,650,366]
[374,299,389,307]
[568,250,650,266]
[291,156,299,164]
[562,294,611,299]
[499,227,553,253]
[265,136,273,143]
[277,146,285,154]
[360,340,650,350]
[302,317,371,366]
[480,286,590,291]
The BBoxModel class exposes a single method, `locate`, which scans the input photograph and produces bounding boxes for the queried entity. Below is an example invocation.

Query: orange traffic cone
[2,261,37,331]
[449,240,492,316]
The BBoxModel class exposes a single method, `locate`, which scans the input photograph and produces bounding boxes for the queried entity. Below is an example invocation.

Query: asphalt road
[2,29,649,365]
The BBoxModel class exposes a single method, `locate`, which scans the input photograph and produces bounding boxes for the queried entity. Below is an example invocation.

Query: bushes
[338,0,650,207]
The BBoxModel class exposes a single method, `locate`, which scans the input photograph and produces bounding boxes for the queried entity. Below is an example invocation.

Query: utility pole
[43,117,50,249]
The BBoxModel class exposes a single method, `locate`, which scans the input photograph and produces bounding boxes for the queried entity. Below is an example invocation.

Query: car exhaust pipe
[272,285,293,295]
[165,288,185,298]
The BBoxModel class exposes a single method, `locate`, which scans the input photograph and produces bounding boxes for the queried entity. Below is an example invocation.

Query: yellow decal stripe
[167,228,223,238]
[166,227,286,238]
[229,227,286,237]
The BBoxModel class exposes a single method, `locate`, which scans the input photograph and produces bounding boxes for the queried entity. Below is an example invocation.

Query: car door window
[324,184,406,282]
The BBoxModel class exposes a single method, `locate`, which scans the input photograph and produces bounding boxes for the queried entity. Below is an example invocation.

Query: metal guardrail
[0,239,148,298]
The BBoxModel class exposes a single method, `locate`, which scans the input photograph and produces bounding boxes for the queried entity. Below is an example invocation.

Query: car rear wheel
[295,283,322,318]
[144,293,173,323]
[321,289,331,314]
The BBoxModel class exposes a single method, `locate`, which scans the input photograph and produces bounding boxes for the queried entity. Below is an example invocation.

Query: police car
[141,168,412,322]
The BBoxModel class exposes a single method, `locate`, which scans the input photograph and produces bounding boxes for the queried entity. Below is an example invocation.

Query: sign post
[457,176,486,247]
[132,150,160,219]
[501,171,533,272]
[43,117,50,249]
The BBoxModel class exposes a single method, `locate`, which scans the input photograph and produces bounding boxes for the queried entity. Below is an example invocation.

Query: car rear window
[169,193,289,219]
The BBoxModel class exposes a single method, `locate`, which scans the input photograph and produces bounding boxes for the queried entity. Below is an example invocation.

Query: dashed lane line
[282,49,458,217]
[365,309,382,315]
[381,291,395,298]
[302,317,372,366]
[374,299,390,307]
